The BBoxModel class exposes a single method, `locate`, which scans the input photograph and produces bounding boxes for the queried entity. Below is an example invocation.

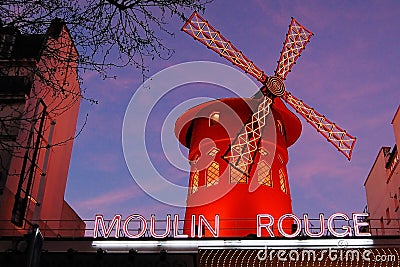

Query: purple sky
[66,0,400,221]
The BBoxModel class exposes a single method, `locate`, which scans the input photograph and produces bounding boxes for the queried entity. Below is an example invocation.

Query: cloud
[75,185,144,210]
[73,183,187,220]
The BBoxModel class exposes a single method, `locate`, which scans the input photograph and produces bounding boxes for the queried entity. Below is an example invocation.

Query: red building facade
[175,97,302,237]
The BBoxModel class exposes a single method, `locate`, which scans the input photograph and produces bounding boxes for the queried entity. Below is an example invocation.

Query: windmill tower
[175,12,356,237]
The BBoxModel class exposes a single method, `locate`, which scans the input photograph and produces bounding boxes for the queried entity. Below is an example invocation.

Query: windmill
[175,12,356,237]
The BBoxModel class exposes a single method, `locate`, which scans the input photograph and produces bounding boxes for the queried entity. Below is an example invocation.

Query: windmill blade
[275,18,313,80]
[283,92,356,160]
[223,97,273,179]
[182,12,267,83]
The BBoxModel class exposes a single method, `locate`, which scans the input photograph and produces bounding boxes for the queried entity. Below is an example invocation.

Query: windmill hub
[265,76,286,97]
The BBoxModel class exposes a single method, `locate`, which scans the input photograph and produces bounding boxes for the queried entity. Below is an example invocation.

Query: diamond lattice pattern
[257,161,272,187]
[275,18,313,80]
[182,12,267,83]
[207,162,219,186]
[283,92,356,160]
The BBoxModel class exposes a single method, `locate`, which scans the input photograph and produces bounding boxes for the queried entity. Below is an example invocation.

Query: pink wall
[0,22,84,237]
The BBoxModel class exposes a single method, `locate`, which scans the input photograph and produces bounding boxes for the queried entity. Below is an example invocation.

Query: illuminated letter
[289,250,300,261]
[318,250,327,261]
[345,250,360,261]
[191,214,196,238]
[173,214,188,238]
[327,213,351,237]
[150,214,171,238]
[278,214,301,238]
[301,250,316,261]
[269,250,275,261]
[328,248,338,261]
[198,214,219,238]
[94,214,122,238]
[257,214,275,237]
[352,213,371,237]
[362,250,372,261]
[257,248,268,261]
[304,213,325,237]
[277,250,287,261]
[123,214,147,238]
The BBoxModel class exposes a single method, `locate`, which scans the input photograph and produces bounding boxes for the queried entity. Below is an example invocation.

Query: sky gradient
[66,0,400,221]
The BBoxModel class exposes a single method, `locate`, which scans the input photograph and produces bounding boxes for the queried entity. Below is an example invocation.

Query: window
[257,161,272,187]
[279,169,287,193]
[380,217,385,235]
[277,120,286,139]
[0,31,17,58]
[386,207,391,225]
[259,148,269,156]
[209,112,220,126]
[0,171,5,195]
[207,162,219,187]
[278,154,284,164]
[394,194,399,212]
[189,154,199,166]
[230,164,247,184]
[191,170,199,194]
[208,147,219,157]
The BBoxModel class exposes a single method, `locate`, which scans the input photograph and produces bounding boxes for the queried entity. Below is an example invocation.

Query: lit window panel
[277,119,286,139]
[209,112,220,126]
[208,147,219,157]
[257,160,272,187]
[230,164,247,184]
[279,168,287,193]
[259,147,269,156]
[278,154,284,164]
[207,161,219,187]
[189,154,199,166]
[191,170,199,194]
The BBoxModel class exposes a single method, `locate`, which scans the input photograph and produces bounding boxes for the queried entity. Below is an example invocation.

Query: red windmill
[174,12,356,237]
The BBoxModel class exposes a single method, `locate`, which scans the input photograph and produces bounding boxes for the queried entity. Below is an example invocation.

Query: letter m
[94,214,122,238]
[301,250,316,261]
[346,250,360,261]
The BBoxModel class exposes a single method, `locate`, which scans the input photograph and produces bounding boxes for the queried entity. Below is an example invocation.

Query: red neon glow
[304,214,325,238]
[191,214,196,238]
[173,214,188,238]
[352,213,372,237]
[257,214,275,237]
[198,214,219,238]
[327,213,352,238]
[150,214,171,238]
[278,214,302,238]
[94,214,121,238]
[93,213,370,238]
[123,214,147,238]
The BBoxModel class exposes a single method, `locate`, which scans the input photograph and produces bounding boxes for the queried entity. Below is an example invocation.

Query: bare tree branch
[0,1,212,223]
[1,0,211,77]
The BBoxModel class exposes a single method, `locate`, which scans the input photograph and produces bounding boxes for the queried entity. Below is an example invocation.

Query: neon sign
[93,212,370,238]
